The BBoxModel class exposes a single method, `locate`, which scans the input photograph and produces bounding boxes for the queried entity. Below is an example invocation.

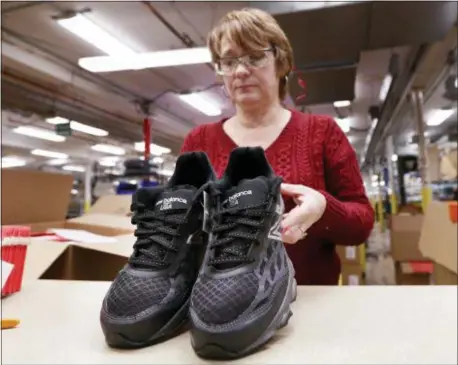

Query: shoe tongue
[214,177,270,271]
[222,177,269,209]
[154,186,196,212]
[132,186,196,271]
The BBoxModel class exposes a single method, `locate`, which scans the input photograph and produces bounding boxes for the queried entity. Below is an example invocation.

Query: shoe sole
[191,270,297,360]
[101,297,190,349]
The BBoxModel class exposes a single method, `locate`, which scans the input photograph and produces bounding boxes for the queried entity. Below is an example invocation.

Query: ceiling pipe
[1,1,47,15]
[1,28,143,100]
[142,1,214,72]
[361,44,429,170]
[1,76,182,152]
[1,27,195,130]
[143,2,197,48]
[248,1,365,16]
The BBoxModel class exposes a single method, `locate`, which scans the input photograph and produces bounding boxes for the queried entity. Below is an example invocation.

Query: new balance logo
[268,197,284,241]
[268,218,282,241]
[223,190,252,207]
[156,197,187,211]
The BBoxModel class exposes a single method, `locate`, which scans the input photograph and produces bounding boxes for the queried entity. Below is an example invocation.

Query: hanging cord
[292,66,307,103]
[143,117,151,161]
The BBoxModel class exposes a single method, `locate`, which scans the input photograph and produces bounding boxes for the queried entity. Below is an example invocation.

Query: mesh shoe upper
[105,271,171,317]
[191,175,290,325]
[103,185,200,319]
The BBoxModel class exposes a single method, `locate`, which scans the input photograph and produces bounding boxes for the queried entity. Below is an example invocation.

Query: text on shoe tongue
[156,197,188,210]
[223,190,253,207]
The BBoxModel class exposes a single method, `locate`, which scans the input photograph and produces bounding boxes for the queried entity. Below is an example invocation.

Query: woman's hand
[280,183,327,244]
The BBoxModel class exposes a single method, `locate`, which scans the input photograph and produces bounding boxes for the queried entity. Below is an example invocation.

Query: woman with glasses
[181,8,374,285]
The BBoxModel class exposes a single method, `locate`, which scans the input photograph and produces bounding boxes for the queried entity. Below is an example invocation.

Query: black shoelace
[129,203,188,269]
[209,201,270,266]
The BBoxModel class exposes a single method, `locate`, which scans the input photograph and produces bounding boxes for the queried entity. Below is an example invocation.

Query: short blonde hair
[207,8,294,101]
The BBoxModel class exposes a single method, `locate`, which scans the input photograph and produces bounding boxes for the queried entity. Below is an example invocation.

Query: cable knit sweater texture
[181,110,374,285]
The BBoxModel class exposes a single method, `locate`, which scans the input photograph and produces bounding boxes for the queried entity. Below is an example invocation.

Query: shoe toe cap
[104,271,171,318]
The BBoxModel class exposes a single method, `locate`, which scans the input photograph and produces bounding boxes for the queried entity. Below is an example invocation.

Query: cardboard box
[2,169,136,283]
[419,201,457,284]
[22,235,136,284]
[390,214,425,261]
[395,262,432,285]
[39,245,127,281]
[432,263,458,285]
[341,263,365,285]
[1,169,134,235]
[88,195,132,216]
[336,245,364,265]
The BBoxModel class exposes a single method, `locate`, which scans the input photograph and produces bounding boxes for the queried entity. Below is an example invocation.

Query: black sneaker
[100,152,215,349]
[190,147,297,359]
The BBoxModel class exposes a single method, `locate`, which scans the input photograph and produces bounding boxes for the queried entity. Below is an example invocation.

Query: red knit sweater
[180,110,374,285]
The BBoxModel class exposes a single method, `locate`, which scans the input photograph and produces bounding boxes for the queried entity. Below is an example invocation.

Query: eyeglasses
[215,48,275,76]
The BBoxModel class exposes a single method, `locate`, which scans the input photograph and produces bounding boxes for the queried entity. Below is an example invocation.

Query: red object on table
[408,261,433,274]
[1,225,30,296]
[449,202,457,224]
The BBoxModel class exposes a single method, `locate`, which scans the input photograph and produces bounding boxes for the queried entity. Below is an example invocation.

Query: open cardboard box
[1,169,134,235]
[419,201,458,285]
[40,244,128,281]
[20,237,136,283]
[390,213,426,262]
[88,194,132,216]
[2,170,136,283]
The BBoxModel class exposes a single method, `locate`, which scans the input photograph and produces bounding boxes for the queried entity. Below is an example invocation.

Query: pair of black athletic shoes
[100,146,297,360]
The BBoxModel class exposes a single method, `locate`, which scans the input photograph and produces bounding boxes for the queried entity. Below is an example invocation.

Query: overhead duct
[248,1,363,16]
[1,28,196,131]
[267,1,457,106]
[1,78,183,153]
[361,45,428,170]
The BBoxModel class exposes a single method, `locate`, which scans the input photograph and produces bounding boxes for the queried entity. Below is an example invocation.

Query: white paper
[30,236,60,242]
[49,229,117,244]
[345,246,357,260]
[348,274,360,286]
[1,260,15,289]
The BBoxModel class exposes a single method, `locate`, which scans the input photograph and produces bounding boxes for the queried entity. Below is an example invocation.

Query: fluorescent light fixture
[46,116,69,124]
[2,157,26,168]
[63,165,85,172]
[13,126,66,142]
[455,77,457,88]
[152,156,164,164]
[426,109,455,127]
[158,169,174,177]
[178,93,221,116]
[56,14,135,57]
[99,160,117,167]
[336,118,350,133]
[134,142,171,155]
[70,121,108,136]
[78,47,211,73]
[91,144,126,156]
[333,100,351,108]
[46,117,108,137]
[31,149,68,159]
[391,154,398,162]
[47,159,68,166]
[379,74,393,101]
[99,157,120,167]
